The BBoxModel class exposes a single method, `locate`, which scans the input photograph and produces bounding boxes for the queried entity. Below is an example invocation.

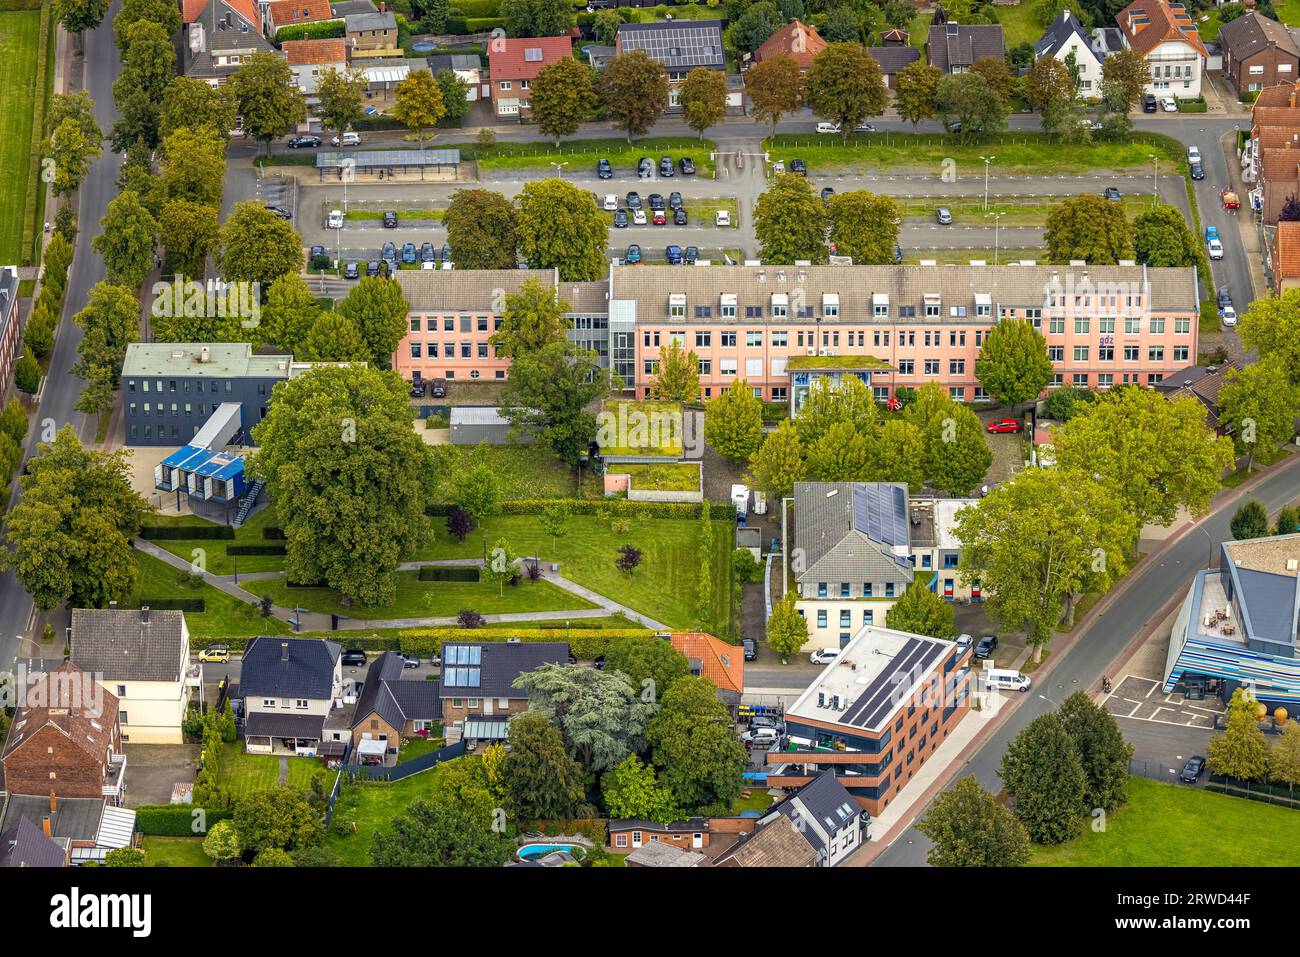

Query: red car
[986,418,1021,434]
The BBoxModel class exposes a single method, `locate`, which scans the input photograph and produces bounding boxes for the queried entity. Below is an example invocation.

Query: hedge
[142,524,235,541]
[274,21,346,43]
[135,598,206,613]
[397,627,653,658]
[426,499,735,521]
[417,565,480,582]
[134,804,233,837]
[226,544,287,556]
[262,526,286,540]
[448,0,500,16]
[20,0,53,266]
[519,818,608,845]
[465,16,504,31]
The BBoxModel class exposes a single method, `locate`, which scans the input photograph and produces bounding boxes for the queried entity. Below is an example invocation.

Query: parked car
[816,121,841,134]
[593,655,606,670]
[1187,145,1201,164]
[327,208,344,229]
[440,243,451,263]
[683,245,699,265]
[309,244,325,261]
[365,259,382,277]
[652,208,666,225]
[1161,96,1178,112]
[381,241,397,265]
[597,158,613,179]
[638,157,653,179]
[985,669,1031,692]
[747,715,785,733]
[936,207,952,225]
[821,187,835,202]
[742,637,756,660]
[892,244,903,264]
[430,378,447,399]
[613,209,629,228]
[1205,225,1219,242]
[342,649,367,666]
[1190,161,1205,181]
[665,244,683,264]
[659,156,675,177]
[401,242,417,264]
[1207,237,1224,260]
[986,418,1021,434]
[741,727,781,747]
[1104,186,1121,201]
[789,158,807,175]
[648,193,665,210]
[287,134,320,149]
[625,244,642,264]
[633,208,647,225]
[264,204,292,219]
[673,208,687,225]
[955,634,974,650]
[401,654,420,669]
[1143,93,1158,113]
[332,130,361,147]
[809,648,839,665]
[420,242,436,263]
[716,209,731,227]
[410,379,425,398]
[974,635,999,660]
[1179,755,1207,784]
[1081,118,1103,131]
[854,121,876,132]
[1217,287,1233,310]
[429,654,442,668]
[343,260,360,280]
[678,157,696,175]
[198,644,230,663]
[382,210,398,228]
[603,194,618,211]
[1221,305,1238,327]
[626,191,642,209]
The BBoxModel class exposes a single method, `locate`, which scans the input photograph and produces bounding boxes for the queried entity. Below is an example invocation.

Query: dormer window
[924,293,941,318]
[720,293,737,319]
[822,292,839,318]
[771,293,788,318]
[974,293,992,318]
[872,292,888,318]
[669,293,686,319]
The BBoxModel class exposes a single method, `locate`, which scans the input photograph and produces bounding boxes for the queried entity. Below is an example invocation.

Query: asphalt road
[872,455,1300,866]
[0,8,122,668]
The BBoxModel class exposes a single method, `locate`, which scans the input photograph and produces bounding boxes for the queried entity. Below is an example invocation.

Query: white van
[985,669,1031,692]
[816,122,841,134]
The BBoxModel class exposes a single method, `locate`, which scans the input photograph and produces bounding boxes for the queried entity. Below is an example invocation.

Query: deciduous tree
[93,190,157,291]
[650,338,701,403]
[975,319,1053,407]
[516,178,608,280]
[754,172,828,263]
[602,50,669,141]
[72,282,139,402]
[827,190,900,264]
[1219,356,1300,472]
[216,201,304,289]
[1132,205,1200,267]
[934,71,1007,141]
[158,77,236,141]
[530,57,596,146]
[999,713,1088,844]
[490,278,569,358]
[746,54,805,135]
[336,276,410,368]
[1057,691,1134,812]
[646,676,747,811]
[314,66,368,147]
[500,0,571,37]
[679,66,728,139]
[158,199,220,281]
[392,68,446,150]
[502,711,586,818]
[370,798,510,867]
[894,59,941,131]
[916,776,1031,867]
[704,379,765,463]
[229,51,307,156]
[444,188,519,270]
[806,42,888,139]
[601,755,681,823]
[748,418,805,503]
[767,590,808,663]
[885,581,957,639]
[499,340,610,463]
[1045,194,1133,263]
[1207,688,1271,781]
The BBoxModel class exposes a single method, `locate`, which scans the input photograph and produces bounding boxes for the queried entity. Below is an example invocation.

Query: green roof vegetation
[599,399,685,456]
[786,355,893,371]
[621,462,701,492]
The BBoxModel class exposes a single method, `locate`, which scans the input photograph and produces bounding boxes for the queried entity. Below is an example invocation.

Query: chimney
[200,345,210,363]
[281,641,290,662]
[49,792,56,814]
[379,0,385,9]
[141,606,150,624]
[42,816,51,838]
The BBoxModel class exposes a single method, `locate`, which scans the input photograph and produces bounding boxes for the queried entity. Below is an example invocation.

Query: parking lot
[1103,675,1226,728]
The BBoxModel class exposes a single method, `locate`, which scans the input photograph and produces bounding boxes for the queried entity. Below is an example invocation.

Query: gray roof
[437,641,570,700]
[450,406,511,427]
[427,53,481,72]
[0,268,17,344]
[122,342,292,379]
[240,637,340,699]
[1036,9,1095,59]
[1,795,105,843]
[70,608,186,682]
[1,817,68,867]
[865,45,920,74]
[1093,27,1125,55]
[772,771,858,854]
[1233,566,1299,647]
[346,10,396,31]
[352,652,440,729]
[626,842,706,866]
[927,22,1005,72]
[244,710,327,739]
[609,817,709,833]
[329,0,375,15]
[616,20,726,72]
[315,148,460,170]
[183,0,275,80]
[1219,12,1300,62]
[793,482,915,586]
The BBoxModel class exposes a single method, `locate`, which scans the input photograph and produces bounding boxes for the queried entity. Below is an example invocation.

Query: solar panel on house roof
[524,47,542,60]
[839,637,945,730]
[852,484,908,548]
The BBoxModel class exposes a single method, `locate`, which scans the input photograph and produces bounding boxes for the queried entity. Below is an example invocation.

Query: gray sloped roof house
[183,0,275,84]
[792,482,916,597]
[926,22,1006,73]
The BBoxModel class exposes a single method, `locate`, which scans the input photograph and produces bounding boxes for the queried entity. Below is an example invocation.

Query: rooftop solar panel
[852,484,909,548]
[840,637,945,730]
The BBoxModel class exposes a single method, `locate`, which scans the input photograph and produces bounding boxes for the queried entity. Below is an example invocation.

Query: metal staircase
[232,479,265,528]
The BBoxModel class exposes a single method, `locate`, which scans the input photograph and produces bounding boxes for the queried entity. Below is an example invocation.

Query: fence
[1206,773,1300,811]
[342,740,466,782]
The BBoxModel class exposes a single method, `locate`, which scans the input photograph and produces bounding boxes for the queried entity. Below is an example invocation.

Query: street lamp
[1148,153,1159,206]
[1194,523,1216,569]
[979,155,995,211]
[987,212,1003,265]
[551,161,568,179]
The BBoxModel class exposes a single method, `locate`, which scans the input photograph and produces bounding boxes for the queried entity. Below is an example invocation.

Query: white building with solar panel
[789,482,980,648]
[614,20,739,111]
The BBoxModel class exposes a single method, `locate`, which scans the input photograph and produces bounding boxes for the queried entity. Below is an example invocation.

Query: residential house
[486,35,572,118]
[789,482,978,647]
[714,814,816,867]
[608,817,710,851]
[0,267,21,390]
[427,52,483,101]
[926,22,1005,74]
[752,19,826,71]
[625,842,706,867]
[764,623,971,815]
[359,57,431,110]
[615,20,730,111]
[865,45,920,89]
[1273,218,1300,291]
[0,794,136,865]
[329,0,375,16]
[1,662,126,803]
[347,652,441,763]
[1220,12,1300,94]
[1035,9,1107,97]
[437,640,570,743]
[1164,532,1300,707]
[345,7,398,55]
[283,37,349,103]
[183,0,275,87]
[1114,0,1207,97]
[394,263,1201,404]
[69,607,198,745]
[765,770,864,866]
[670,632,744,711]
[1248,83,1300,223]
[264,0,335,38]
[239,637,343,754]
[1152,361,1239,434]
[0,816,70,867]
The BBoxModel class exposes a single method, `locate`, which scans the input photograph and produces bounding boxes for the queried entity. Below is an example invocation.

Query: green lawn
[396,734,444,764]
[132,551,291,640]
[250,569,597,620]
[990,3,1043,47]
[431,444,599,500]
[0,10,44,264]
[142,836,210,867]
[213,742,321,799]
[321,764,448,866]
[902,248,1044,265]
[412,514,734,634]
[477,137,716,175]
[1031,777,1300,866]
[898,194,1155,228]
[144,506,286,576]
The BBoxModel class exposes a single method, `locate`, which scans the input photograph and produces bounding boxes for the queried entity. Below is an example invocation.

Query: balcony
[103,752,127,800]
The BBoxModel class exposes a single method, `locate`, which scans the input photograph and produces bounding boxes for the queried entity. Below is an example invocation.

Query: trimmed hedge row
[274,21,345,43]
[136,598,206,613]
[142,525,235,541]
[417,565,480,582]
[262,526,286,540]
[426,499,735,521]
[20,0,53,266]
[397,627,653,658]
[226,544,287,556]
[0,0,44,9]
[135,804,233,836]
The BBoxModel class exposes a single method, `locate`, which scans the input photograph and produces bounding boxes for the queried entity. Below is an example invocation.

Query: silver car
[936,207,953,225]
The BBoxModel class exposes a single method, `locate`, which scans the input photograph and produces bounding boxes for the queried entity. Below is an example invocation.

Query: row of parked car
[599,156,697,179]
[622,244,704,265]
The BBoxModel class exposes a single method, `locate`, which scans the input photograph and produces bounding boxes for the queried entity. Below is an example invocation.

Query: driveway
[1103,675,1225,729]
[123,744,201,808]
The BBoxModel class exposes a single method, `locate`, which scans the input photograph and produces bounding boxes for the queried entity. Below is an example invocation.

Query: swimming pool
[517,842,586,861]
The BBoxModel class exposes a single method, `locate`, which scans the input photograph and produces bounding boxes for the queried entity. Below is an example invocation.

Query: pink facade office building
[393,263,1200,403]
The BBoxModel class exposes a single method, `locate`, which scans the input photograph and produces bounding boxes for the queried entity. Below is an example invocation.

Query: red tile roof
[671,632,744,696]
[487,35,573,83]
[1277,220,1300,280]
[185,0,261,28]
[1117,0,1207,59]
[267,0,334,28]
[2,662,119,764]
[753,20,826,70]
[282,37,348,65]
